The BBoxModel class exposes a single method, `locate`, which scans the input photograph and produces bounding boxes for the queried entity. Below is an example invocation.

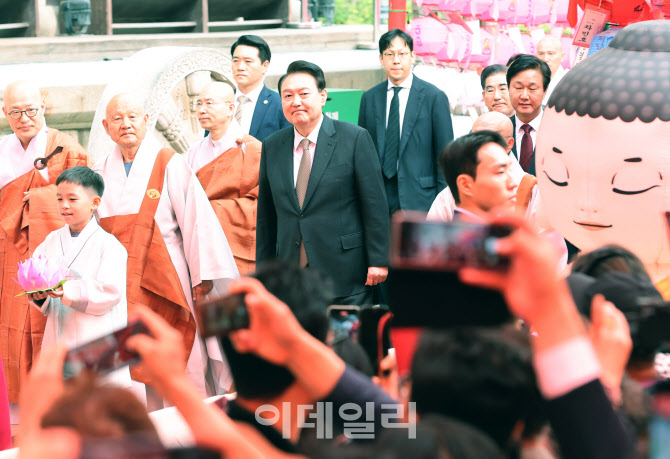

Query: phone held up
[195,293,249,338]
[388,211,514,328]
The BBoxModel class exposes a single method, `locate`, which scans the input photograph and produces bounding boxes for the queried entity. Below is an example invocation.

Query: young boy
[28,166,130,388]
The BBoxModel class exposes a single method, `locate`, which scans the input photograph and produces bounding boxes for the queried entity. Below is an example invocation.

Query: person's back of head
[410,327,539,453]
[40,373,157,439]
[220,261,331,400]
[571,244,652,280]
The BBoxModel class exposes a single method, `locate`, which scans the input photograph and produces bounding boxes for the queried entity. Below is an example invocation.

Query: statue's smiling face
[537,108,669,264]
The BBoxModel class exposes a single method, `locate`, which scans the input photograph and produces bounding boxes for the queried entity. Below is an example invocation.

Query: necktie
[383,86,402,179]
[296,138,311,266]
[234,94,250,124]
[520,123,534,172]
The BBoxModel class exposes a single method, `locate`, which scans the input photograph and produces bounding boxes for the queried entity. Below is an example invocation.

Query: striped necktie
[234,94,250,124]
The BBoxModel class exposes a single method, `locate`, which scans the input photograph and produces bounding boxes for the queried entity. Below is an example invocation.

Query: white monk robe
[0,123,50,189]
[28,218,131,388]
[93,136,238,396]
[184,120,243,172]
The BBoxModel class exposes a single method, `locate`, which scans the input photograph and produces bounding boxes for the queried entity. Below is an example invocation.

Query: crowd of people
[0,24,666,458]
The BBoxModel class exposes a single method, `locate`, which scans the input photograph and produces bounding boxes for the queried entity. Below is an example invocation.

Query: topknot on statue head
[548,20,670,123]
[536,20,670,285]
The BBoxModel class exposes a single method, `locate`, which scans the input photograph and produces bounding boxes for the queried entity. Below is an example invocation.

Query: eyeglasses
[383,52,411,59]
[7,108,39,120]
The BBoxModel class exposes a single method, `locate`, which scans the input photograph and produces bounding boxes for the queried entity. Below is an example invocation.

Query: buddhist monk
[0,80,90,407]
[93,93,238,407]
[185,82,261,275]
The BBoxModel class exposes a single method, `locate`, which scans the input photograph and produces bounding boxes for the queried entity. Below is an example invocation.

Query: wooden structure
[89,0,287,35]
[0,0,39,38]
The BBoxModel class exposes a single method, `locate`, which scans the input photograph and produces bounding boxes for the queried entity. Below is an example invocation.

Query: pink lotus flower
[14,255,67,294]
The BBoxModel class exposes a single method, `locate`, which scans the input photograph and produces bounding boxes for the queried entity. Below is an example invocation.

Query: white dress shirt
[184,120,244,172]
[0,122,49,189]
[386,73,414,136]
[235,83,264,136]
[514,111,543,160]
[293,115,324,186]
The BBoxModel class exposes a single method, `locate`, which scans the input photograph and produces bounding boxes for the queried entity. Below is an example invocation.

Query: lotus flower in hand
[14,255,67,294]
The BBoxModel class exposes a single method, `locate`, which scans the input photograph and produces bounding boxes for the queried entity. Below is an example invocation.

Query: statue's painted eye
[611,161,662,195]
[542,147,569,187]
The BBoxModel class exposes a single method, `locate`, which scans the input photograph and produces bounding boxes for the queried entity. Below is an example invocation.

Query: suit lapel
[249,85,271,138]
[375,84,387,158]
[302,115,335,210]
[399,77,424,157]
[279,129,300,212]
[510,115,518,160]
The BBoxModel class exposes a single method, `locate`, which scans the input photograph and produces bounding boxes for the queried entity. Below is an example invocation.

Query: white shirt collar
[237,83,264,104]
[293,114,324,150]
[453,206,486,222]
[387,73,413,91]
[515,110,543,135]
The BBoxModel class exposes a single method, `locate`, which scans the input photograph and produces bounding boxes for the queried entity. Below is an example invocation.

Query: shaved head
[105,93,145,121]
[196,82,237,139]
[199,82,235,102]
[3,80,46,149]
[472,112,514,154]
[536,36,565,76]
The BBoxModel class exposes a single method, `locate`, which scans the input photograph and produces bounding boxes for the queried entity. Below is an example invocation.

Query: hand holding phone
[63,321,149,379]
[195,293,249,338]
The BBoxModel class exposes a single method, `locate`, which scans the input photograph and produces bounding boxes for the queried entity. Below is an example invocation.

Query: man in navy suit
[507,55,551,176]
[358,29,454,215]
[231,35,290,142]
[257,61,390,305]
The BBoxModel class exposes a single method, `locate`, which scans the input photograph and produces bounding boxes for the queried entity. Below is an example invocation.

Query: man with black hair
[507,54,551,174]
[438,130,518,221]
[411,327,542,455]
[230,35,290,142]
[358,28,454,214]
[220,260,330,452]
[257,60,390,305]
[481,64,514,117]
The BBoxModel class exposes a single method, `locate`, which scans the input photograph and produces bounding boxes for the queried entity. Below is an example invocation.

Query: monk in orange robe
[185,82,261,275]
[0,81,90,403]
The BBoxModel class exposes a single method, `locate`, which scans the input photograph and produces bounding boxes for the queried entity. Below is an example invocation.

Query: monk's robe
[185,122,261,275]
[0,124,89,402]
[94,136,239,398]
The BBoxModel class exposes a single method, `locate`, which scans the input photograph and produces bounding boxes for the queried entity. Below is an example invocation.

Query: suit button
[299,215,304,220]
[295,242,300,247]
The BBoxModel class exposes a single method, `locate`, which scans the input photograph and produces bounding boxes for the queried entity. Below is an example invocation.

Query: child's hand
[29,291,49,301]
[48,285,64,299]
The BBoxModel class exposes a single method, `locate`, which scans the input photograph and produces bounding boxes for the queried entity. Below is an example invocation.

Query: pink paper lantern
[462,0,494,18]
[494,31,517,64]
[436,24,473,63]
[530,0,552,25]
[407,16,448,56]
[521,32,537,55]
[478,0,513,22]
[470,28,496,65]
[561,34,574,69]
[552,0,570,25]
[437,0,470,11]
[505,0,531,25]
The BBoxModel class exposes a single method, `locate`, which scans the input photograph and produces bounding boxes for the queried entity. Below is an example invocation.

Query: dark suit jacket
[358,75,454,212]
[256,115,390,298]
[510,114,536,176]
[248,85,291,142]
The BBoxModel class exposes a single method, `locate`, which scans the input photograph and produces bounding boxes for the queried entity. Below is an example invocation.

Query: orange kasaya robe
[98,148,194,386]
[195,141,261,276]
[0,129,89,402]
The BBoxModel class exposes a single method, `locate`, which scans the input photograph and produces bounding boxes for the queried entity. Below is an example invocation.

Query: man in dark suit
[507,55,551,176]
[231,35,290,142]
[358,28,454,214]
[257,60,390,305]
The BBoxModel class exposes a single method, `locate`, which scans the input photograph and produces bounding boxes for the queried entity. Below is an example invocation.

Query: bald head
[536,36,565,77]
[3,81,46,149]
[472,112,514,154]
[196,82,237,139]
[102,93,148,156]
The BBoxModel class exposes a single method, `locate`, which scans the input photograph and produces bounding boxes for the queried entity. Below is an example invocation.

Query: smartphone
[388,211,512,328]
[327,305,360,344]
[391,211,513,271]
[195,293,248,338]
[63,320,149,379]
[358,304,392,372]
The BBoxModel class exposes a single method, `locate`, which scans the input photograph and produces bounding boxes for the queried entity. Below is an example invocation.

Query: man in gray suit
[257,61,390,305]
[358,28,454,214]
